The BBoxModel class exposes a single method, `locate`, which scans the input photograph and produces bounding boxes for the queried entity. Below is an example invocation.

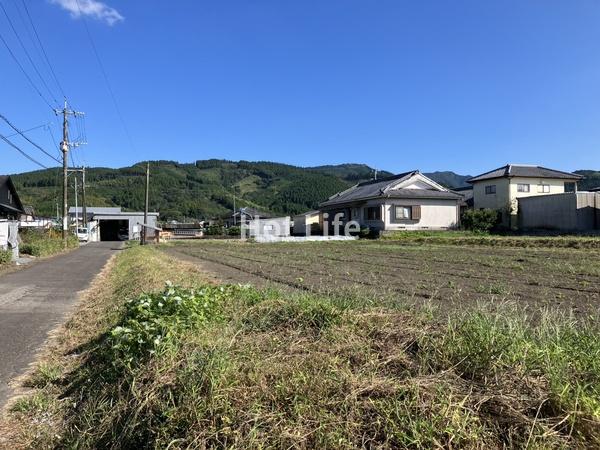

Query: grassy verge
[382,230,600,248]
[0,249,12,265]
[19,229,78,257]
[3,246,599,448]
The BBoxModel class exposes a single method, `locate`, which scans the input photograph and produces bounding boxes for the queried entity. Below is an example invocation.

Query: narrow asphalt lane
[0,241,122,409]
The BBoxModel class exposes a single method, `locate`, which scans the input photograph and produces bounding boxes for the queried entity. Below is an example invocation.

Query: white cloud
[50,0,124,26]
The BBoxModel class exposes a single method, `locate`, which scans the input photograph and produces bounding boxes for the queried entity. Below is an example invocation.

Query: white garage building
[68,207,159,241]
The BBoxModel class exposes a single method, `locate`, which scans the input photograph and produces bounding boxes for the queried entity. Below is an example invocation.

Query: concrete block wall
[518,192,600,232]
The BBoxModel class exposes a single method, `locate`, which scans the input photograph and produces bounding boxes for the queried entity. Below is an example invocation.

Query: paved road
[0,242,122,409]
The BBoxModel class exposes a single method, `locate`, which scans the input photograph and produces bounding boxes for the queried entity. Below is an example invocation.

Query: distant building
[452,186,474,216]
[293,210,321,236]
[68,207,159,241]
[224,207,273,227]
[319,171,462,233]
[467,164,583,228]
[18,205,54,230]
[162,222,204,238]
[244,216,291,239]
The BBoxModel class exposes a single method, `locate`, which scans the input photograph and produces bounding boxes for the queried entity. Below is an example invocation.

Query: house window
[485,185,496,195]
[517,184,530,193]
[365,206,381,220]
[7,191,12,203]
[395,206,412,220]
[537,184,550,193]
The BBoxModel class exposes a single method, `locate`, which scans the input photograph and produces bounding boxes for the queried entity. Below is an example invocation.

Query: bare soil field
[163,239,600,315]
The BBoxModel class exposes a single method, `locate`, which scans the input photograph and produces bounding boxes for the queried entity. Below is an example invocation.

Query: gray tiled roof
[320,171,461,207]
[384,188,463,199]
[467,165,583,183]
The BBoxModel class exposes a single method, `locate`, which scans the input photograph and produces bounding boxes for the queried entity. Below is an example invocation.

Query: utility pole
[141,162,149,245]
[74,175,79,230]
[233,186,236,226]
[81,167,87,230]
[61,108,68,242]
[54,100,85,246]
[68,167,85,231]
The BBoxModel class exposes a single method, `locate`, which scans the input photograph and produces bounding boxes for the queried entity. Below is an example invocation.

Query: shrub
[0,248,12,265]
[204,225,224,236]
[109,282,234,364]
[461,208,499,233]
[227,226,241,236]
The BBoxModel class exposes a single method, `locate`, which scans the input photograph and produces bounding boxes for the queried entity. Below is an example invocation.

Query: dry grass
[0,245,209,448]
[2,245,599,449]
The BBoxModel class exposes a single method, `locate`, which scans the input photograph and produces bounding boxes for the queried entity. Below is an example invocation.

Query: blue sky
[2,0,600,176]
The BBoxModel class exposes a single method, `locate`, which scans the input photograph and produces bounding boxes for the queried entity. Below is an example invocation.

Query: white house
[319,171,462,234]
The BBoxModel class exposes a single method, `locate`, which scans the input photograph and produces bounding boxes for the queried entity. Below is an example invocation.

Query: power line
[0,29,54,109]
[46,122,61,160]
[19,0,66,98]
[0,132,49,168]
[5,122,48,138]
[0,112,61,163]
[75,0,135,151]
[0,1,60,106]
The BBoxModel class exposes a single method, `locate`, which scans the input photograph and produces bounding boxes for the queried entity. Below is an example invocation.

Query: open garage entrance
[99,219,129,241]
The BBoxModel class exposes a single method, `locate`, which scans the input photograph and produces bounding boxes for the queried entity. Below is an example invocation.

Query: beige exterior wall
[508,177,567,209]
[384,199,459,230]
[472,178,511,211]
[472,177,570,228]
[321,198,460,232]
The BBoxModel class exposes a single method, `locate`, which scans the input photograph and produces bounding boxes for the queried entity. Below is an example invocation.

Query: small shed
[293,210,321,236]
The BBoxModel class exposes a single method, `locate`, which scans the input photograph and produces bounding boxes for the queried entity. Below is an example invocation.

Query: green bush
[227,226,241,236]
[109,282,235,364]
[204,225,224,236]
[0,248,12,265]
[461,208,500,233]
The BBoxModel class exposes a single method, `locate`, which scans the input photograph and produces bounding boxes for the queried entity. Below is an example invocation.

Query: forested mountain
[423,171,471,189]
[10,160,391,221]
[575,170,600,191]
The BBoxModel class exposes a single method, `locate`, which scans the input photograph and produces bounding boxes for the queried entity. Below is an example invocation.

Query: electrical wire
[0,29,54,109]
[0,112,61,163]
[19,0,66,98]
[46,122,61,160]
[75,0,135,151]
[0,132,49,168]
[5,122,48,138]
[0,1,60,106]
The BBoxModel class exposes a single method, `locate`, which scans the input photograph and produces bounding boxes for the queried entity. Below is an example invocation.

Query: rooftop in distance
[467,164,584,183]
